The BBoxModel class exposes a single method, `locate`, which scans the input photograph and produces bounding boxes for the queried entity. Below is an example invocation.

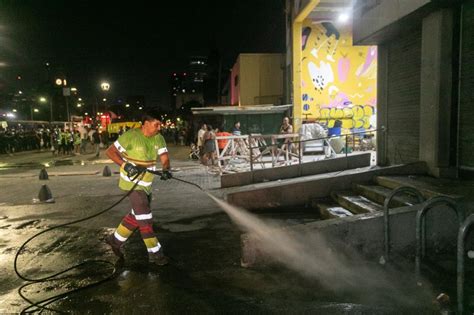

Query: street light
[99,81,110,114]
[100,82,110,91]
[38,96,51,121]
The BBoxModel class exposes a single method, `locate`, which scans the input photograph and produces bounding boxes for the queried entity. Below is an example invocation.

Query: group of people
[193,118,294,166]
[49,126,103,157]
[0,126,51,154]
[196,123,236,166]
[0,124,110,157]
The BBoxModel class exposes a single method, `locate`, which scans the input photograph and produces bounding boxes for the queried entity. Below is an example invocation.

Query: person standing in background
[197,123,207,157]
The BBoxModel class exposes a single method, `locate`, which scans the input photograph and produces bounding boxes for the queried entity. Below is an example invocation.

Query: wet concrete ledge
[241,202,465,267]
[221,153,371,188]
[227,162,428,210]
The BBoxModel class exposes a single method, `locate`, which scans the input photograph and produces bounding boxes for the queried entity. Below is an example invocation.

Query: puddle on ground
[0,159,88,171]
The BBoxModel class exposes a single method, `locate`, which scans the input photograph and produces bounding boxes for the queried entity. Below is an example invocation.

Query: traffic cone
[38,185,54,203]
[39,168,49,180]
[102,166,112,177]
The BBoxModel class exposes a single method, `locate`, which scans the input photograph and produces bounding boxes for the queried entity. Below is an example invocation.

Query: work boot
[105,234,124,259]
[149,249,169,266]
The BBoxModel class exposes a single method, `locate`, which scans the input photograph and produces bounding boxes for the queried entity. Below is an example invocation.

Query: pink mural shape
[356,47,377,77]
[368,97,377,107]
[328,92,351,108]
[338,54,350,82]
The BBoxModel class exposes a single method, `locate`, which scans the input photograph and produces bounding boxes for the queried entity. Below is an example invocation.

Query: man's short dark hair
[141,109,161,124]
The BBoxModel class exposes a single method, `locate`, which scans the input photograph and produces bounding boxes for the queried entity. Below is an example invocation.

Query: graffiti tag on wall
[318,105,375,129]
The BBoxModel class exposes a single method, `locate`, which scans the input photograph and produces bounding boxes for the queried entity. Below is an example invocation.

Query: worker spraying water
[104,109,172,266]
[13,112,436,313]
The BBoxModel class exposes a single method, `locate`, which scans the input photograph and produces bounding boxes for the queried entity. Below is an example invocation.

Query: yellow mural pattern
[300,20,377,131]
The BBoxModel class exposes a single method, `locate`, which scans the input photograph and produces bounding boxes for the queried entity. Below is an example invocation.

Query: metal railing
[212,128,382,175]
[383,186,425,261]
[415,196,464,280]
[457,214,474,314]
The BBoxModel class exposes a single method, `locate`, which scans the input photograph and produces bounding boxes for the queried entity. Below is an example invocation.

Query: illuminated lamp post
[55,78,69,122]
[100,82,110,113]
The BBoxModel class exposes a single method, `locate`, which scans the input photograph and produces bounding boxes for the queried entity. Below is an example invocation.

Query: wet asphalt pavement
[0,146,442,314]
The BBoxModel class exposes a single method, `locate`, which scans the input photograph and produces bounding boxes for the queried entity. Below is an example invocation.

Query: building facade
[229,53,284,106]
[353,0,472,177]
[287,0,473,178]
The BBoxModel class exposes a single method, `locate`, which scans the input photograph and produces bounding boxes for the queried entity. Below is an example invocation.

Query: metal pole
[249,135,254,183]
[415,197,463,280]
[384,187,424,261]
[271,136,276,167]
[345,135,348,158]
[49,98,53,122]
[457,215,474,315]
[65,96,70,125]
[353,133,355,151]
[298,137,302,176]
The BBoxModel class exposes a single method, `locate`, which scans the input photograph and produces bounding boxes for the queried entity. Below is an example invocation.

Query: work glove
[160,170,172,181]
[123,162,142,178]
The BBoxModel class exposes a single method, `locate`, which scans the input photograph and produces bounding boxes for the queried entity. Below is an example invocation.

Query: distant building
[227,53,284,106]
[169,56,208,109]
[188,56,207,86]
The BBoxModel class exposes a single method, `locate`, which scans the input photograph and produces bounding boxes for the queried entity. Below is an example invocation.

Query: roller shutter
[386,27,422,164]
[459,0,474,170]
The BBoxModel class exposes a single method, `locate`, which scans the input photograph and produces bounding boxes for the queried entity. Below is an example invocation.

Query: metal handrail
[213,127,383,175]
[457,214,474,314]
[415,196,464,280]
[383,186,425,261]
[247,128,383,151]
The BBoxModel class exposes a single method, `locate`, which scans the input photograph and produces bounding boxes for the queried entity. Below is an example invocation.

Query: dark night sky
[0,0,285,108]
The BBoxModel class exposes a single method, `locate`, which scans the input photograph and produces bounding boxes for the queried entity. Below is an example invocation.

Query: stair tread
[320,205,354,219]
[334,191,382,213]
[354,183,418,207]
[375,176,463,200]
[311,199,354,219]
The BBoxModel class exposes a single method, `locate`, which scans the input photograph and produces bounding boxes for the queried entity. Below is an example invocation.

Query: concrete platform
[226,162,428,210]
[221,152,371,188]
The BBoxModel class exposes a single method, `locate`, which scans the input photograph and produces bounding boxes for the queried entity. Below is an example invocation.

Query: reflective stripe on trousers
[113,190,161,253]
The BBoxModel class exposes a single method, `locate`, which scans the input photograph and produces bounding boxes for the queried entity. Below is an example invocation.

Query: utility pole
[217,57,222,104]
[63,87,71,127]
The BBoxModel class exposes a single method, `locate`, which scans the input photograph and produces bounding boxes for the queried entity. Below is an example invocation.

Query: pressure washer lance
[14,169,204,314]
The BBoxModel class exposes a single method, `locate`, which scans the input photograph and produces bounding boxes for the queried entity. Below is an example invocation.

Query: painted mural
[301,20,377,131]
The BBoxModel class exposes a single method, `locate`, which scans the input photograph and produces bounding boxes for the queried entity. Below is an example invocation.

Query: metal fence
[211,128,382,174]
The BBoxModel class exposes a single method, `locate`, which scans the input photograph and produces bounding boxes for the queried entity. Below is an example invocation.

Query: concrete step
[311,199,354,219]
[374,176,463,200]
[331,191,382,214]
[353,184,418,208]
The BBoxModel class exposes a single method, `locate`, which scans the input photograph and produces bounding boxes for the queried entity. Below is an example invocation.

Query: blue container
[328,127,341,136]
